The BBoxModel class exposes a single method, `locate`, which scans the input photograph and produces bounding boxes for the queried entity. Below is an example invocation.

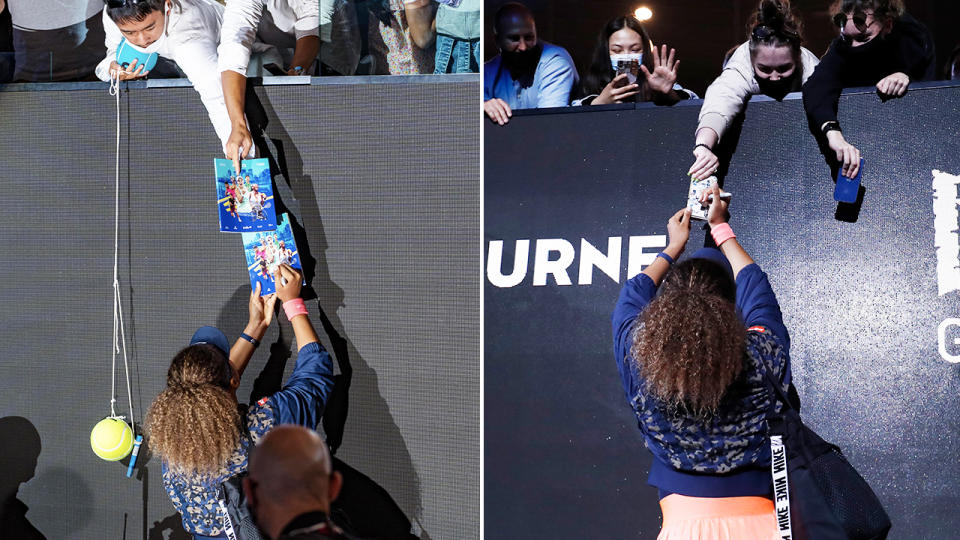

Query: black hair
[105,0,168,24]
[581,15,654,100]
[747,0,803,59]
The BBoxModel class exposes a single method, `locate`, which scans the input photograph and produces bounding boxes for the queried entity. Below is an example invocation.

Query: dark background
[0,75,479,539]
[483,0,960,96]
[485,83,960,538]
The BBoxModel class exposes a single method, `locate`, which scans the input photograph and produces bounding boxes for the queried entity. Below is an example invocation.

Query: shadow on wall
[0,416,45,539]
[193,86,423,539]
[30,466,94,536]
[147,513,192,540]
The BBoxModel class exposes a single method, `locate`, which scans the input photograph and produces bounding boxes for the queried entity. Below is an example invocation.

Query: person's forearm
[290,312,320,351]
[640,242,684,285]
[717,237,754,279]
[221,69,247,130]
[289,35,320,73]
[405,1,437,49]
[695,127,719,149]
[229,320,270,377]
[801,65,841,128]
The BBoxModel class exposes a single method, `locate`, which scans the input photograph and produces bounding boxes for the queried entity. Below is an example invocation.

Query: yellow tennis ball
[90,417,134,461]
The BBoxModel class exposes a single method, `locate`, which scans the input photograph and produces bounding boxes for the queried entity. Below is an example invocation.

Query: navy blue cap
[689,247,735,284]
[189,326,230,356]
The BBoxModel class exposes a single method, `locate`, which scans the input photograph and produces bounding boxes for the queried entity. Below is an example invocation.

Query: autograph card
[215,158,277,232]
[241,213,302,296]
[687,175,717,221]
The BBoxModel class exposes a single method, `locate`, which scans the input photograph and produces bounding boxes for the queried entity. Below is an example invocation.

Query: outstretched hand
[248,282,278,330]
[688,145,719,180]
[700,183,731,227]
[274,264,303,302]
[825,130,861,179]
[225,124,254,175]
[640,44,679,96]
[667,208,692,252]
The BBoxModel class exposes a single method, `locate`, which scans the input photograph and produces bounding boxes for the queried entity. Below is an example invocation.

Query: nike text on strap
[770,435,793,539]
[218,499,238,540]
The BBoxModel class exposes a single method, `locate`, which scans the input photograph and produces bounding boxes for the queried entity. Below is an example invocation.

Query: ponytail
[748,0,803,57]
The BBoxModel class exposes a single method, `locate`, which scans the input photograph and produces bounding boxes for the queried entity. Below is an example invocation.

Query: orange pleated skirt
[658,494,780,540]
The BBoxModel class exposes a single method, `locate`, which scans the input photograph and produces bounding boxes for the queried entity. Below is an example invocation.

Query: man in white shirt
[218,0,324,172]
[96,0,235,153]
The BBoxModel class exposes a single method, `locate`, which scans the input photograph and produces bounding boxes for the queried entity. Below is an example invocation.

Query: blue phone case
[834,158,864,203]
[115,39,159,73]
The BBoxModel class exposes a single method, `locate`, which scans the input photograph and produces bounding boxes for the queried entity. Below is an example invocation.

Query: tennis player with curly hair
[147,265,335,539]
[612,185,797,538]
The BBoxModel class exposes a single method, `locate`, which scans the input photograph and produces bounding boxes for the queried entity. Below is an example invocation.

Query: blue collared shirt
[483,42,579,110]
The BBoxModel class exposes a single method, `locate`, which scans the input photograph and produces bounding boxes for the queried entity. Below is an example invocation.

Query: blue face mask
[610,53,642,82]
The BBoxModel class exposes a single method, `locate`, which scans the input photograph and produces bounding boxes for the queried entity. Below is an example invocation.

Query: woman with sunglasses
[688,0,818,181]
[146,266,336,539]
[802,0,934,180]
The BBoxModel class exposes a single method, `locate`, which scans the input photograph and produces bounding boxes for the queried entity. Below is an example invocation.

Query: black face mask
[840,30,888,56]
[756,71,800,101]
[502,43,543,75]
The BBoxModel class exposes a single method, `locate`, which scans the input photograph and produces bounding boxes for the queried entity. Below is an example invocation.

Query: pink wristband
[710,222,736,246]
[282,298,308,320]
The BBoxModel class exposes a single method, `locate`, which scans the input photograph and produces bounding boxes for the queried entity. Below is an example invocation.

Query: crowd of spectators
[485,0,956,180]
[0,0,479,84]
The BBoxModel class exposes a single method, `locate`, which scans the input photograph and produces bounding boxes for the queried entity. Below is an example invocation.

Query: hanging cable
[108,71,136,437]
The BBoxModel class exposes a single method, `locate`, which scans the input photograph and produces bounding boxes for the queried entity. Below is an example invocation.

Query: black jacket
[802,13,935,128]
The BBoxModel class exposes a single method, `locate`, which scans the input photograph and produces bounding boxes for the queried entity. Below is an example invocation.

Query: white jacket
[217,0,321,76]
[96,0,233,151]
[697,41,819,141]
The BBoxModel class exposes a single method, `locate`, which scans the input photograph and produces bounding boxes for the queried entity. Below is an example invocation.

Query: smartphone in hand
[834,158,864,203]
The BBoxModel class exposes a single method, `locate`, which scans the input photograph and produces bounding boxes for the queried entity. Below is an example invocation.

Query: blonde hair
[146,345,242,476]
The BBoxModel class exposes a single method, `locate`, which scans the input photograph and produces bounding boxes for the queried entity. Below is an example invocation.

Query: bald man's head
[245,425,342,539]
[493,3,534,35]
[494,2,541,74]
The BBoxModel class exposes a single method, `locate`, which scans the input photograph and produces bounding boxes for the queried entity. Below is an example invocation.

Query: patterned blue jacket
[612,263,793,498]
[161,342,335,537]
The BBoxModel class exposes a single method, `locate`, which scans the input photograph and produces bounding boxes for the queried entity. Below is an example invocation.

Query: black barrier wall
[0,76,479,539]
[485,83,960,539]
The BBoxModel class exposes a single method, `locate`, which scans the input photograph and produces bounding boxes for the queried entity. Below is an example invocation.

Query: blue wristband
[239,332,259,348]
[656,252,675,265]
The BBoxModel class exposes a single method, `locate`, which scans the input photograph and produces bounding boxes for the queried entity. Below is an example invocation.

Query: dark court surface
[0,75,480,539]
[485,82,960,539]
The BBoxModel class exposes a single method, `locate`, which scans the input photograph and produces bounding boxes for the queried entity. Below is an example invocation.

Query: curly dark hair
[581,15,655,101]
[145,344,242,476]
[631,259,746,416]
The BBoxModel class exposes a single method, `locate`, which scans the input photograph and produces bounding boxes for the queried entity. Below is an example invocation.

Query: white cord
[108,72,136,437]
